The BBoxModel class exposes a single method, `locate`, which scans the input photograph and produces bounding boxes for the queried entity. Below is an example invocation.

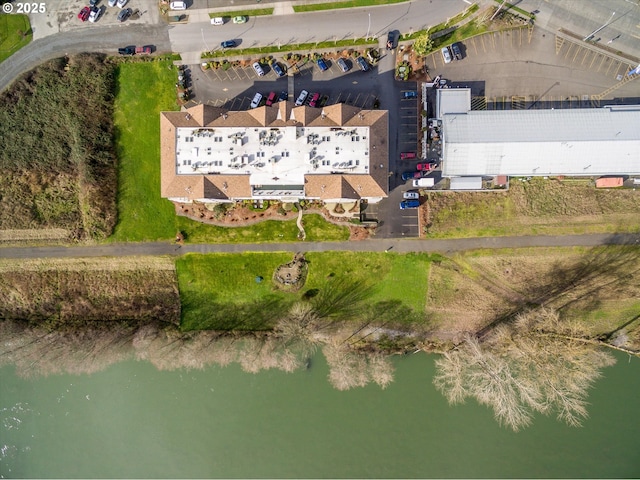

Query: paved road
[1,233,638,259]
[0,23,171,93]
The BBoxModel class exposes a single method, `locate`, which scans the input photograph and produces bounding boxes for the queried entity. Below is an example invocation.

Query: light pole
[583,11,616,41]
[366,13,371,40]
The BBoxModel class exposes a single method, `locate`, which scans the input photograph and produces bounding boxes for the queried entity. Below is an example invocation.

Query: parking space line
[581,49,591,66]
[564,43,575,60]
[597,55,607,72]
[613,62,627,78]
[572,45,582,63]
[480,35,487,53]
[589,52,600,69]
[605,59,615,76]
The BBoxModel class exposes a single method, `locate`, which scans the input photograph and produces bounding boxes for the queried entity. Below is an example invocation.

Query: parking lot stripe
[597,55,607,72]
[471,37,478,56]
[589,52,600,69]
[605,59,615,76]
[581,49,591,65]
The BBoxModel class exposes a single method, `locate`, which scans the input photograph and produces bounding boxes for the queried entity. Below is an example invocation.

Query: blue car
[356,56,369,72]
[402,171,421,181]
[272,62,285,77]
[317,58,329,71]
[403,91,418,99]
[220,40,237,48]
[400,200,420,209]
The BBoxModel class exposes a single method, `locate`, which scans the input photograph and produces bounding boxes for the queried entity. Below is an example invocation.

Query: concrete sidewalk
[1,233,638,259]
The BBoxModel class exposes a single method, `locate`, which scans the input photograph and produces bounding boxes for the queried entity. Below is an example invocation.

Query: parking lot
[423,26,640,103]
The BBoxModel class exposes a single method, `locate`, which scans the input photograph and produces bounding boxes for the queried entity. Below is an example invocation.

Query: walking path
[1,233,638,259]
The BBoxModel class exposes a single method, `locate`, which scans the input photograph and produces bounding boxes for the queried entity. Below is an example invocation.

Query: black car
[386,31,397,50]
[90,0,99,6]
[451,43,463,60]
[356,56,369,72]
[118,46,135,55]
[278,91,288,102]
[220,40,237,48]
[117,7,131,22]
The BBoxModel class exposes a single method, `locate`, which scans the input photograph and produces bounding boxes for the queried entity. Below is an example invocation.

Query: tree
[412,33,434,57]
[433,308,616,431]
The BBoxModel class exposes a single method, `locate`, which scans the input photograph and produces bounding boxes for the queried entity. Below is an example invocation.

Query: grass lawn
[176,215,300,244]
[303,214,349,241]
[110,60,179,242]
[293,0,409,13]
[0,14,31,63]
[176,252,435,330]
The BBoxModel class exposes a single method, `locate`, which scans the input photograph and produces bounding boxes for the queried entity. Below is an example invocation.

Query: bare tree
[433,308,616,431]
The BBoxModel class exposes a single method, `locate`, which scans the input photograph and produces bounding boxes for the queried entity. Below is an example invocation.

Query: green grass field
[110,60,178,242]
[0,14,31,63]
[177,252,434,330]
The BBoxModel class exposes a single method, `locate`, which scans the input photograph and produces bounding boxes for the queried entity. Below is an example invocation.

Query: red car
[400,152,416,160]
[308,92,321,107]
[78,6,91,21]
[265,91,277,106]
[416,162,436,171]
[135,46,152,55]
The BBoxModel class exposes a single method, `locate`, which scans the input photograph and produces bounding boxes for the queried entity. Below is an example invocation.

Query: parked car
[233,15,247,24]
[116,0,128,7]
[78,6,91,21]
[402,91,418,99]
[252,62,265,76]
[220,40,236,48]
[295,90,308,106]
[265,92,277,106]
[386,31,397,50]
[400,199,420,209]
[250,93,263,109]
[441,46,453,64]
[272,62,285,77]
[169,1,186,10]
[88,6,101,22]
[108,0,117,7]
[308,92,321,108]
[116,7,131,21]
[135,46,152,55]
[337,58,350,73]
[400,152,416,160]
[401,171,422,181]
[210,17,224,26]
[451,43,462,60]
[356,56,369,72]
[278,91,288,102]
[316,58,329,72]
[89,0,99,6]
[413,178,435,188]
[403,191,419,200]
[118,46,135,55]
[416,162,436,171]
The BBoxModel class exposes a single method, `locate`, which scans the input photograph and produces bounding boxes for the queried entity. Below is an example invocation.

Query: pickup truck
[118,46,135,56]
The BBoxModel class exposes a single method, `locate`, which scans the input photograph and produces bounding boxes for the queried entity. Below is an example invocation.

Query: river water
[1,352,639,478]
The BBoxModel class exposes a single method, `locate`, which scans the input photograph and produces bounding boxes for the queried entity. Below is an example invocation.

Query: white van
[169,1,187,10]
[413,178,435,188]
[211,17,224,26]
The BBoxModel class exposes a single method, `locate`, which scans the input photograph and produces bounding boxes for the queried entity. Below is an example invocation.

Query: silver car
[403,191,419,200]
[441,46,452,64]
[295,90,308,106]
[250,93,263,109]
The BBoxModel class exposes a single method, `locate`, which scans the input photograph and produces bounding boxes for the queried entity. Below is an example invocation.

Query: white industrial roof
[175,125,370,186]
[436,88,471,118]
[442,106,640,177]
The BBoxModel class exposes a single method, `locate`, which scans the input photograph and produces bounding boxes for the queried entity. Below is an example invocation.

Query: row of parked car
[250,91,288,109]
[441,43,463,64]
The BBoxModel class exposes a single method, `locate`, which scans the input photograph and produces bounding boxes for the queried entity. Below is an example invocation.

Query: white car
[108,0,117,6]
[170,1,187,10]
[441,46,452,64]
[252,62,265,77]
[250,93,263,109]
[211,17,224,26]
[89,7,101,22]
[403,191,419,200]
[295,90,308,106]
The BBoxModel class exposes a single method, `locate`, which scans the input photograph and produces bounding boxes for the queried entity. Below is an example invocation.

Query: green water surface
[1,352,639,478]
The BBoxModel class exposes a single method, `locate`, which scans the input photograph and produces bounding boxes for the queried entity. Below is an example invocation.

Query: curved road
[1,233,638,259]
[0,23,171,93]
